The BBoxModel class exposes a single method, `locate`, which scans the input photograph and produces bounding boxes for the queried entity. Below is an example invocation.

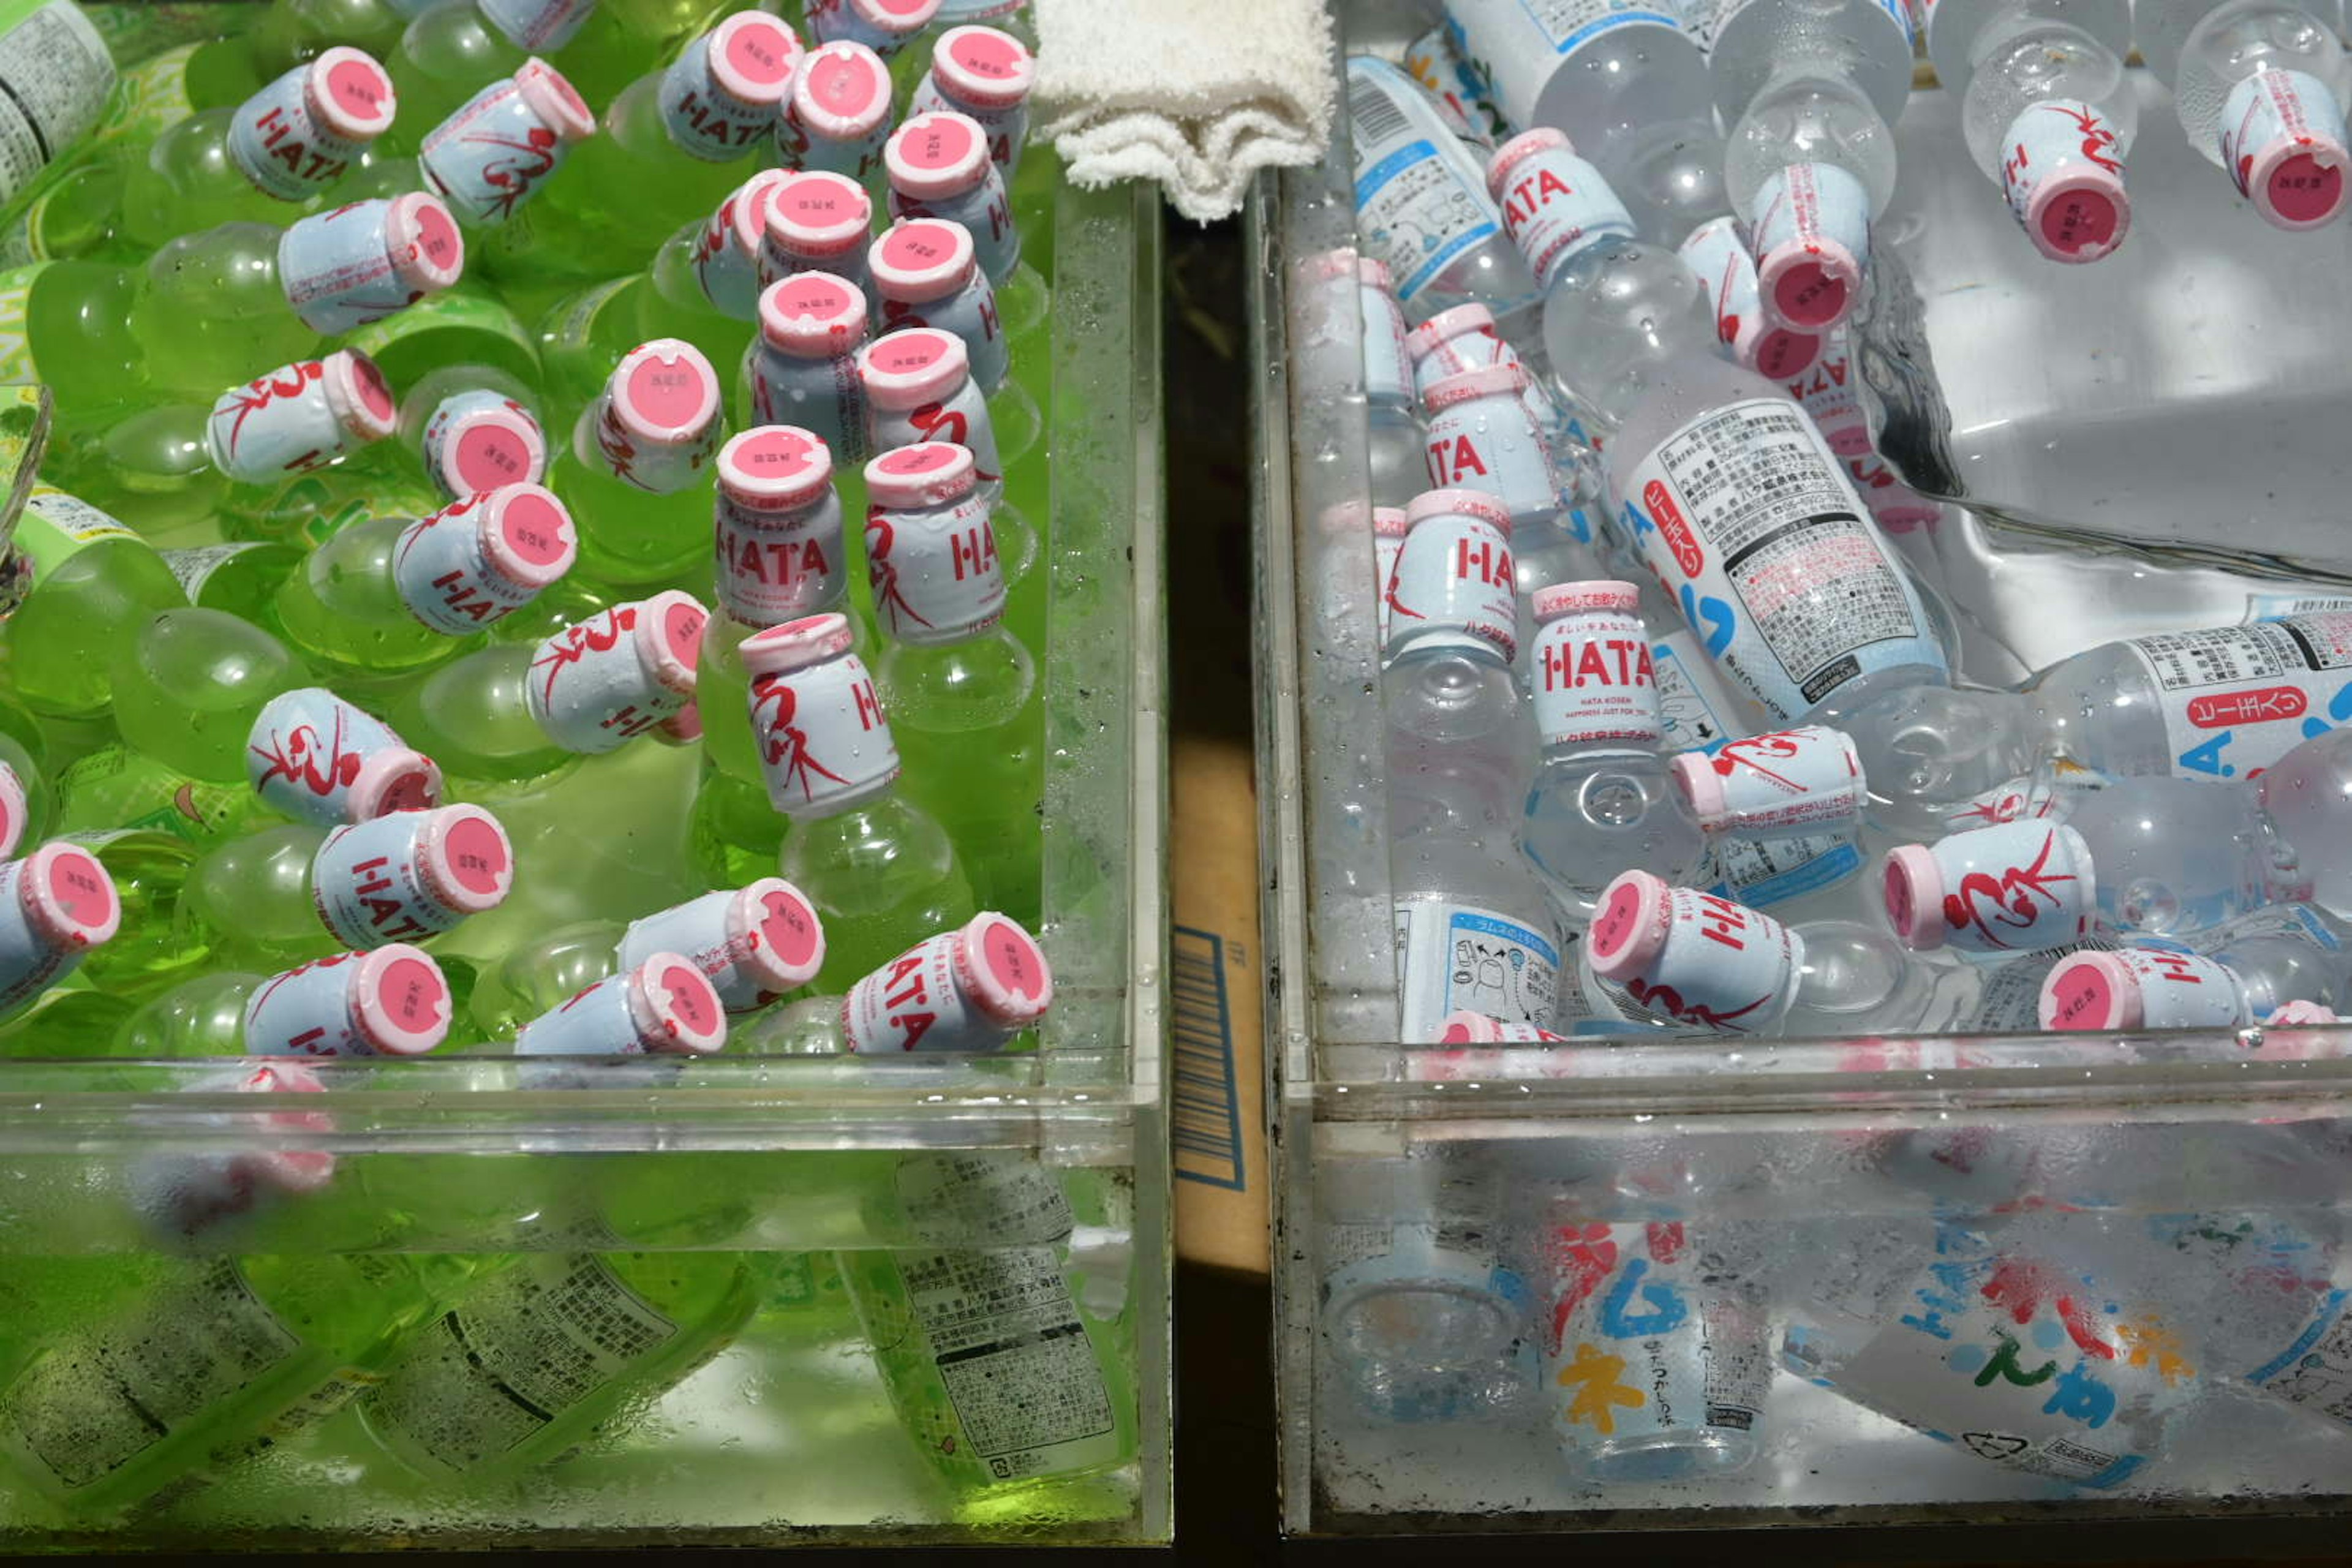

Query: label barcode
[1347,78,1409,146]
[1172,925,1245,1191]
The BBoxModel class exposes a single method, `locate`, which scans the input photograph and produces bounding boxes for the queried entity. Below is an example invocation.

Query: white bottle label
[1589,880,1798,1033]
[1424,388,1557,526]
[1532,603,1661,747]
[1619,396,1944,721]
[363,1254,680,1472]
[1901,821,2097,956]
[2125,615,2352,780]
[1707,827,1861,910]
[717,494,850,628]
[1491,140,1634,288]
[0,1261,298,1489]
[1357,277,1412,405]
[1997,99,2126,254]
[1686,725,1865,834]
[864,494,1007,646]
[2048,946,2247,1030]
[1344,58,1520,309]
[1800,1232,2188,1489]
[1649,628,1740,748]
[1384,507,1517,660]
[1402,24,1506,147]
[2219,67,2345,222]
[1546,1221,1772,1457]
[1393,897,1560,1043]
[1749,163,1872,326]
[894,1246,1120,1481]
[2246,1289,2352,1432]
[0,0,113,209]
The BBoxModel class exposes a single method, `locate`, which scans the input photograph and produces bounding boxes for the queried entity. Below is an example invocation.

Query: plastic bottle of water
[1342,55,1542,334]
[117,942,454,1058]
[1336,254,1429,510]
[1382,489,1563,1041]
[730,910,1052,1054]
[2138,0,2350,230]
[1711,0,1917,331]
[1439,0,1719,250]
[0,488,189,717]
[1582,869,1979,1035]
[546,339,728,589]
[1932,0,2138,261]
[1520,581,1705,918]
[0,841,121,1023]
[2039,905,2352,1027]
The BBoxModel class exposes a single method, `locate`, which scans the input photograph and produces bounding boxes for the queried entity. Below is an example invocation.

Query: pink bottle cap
[717,424,833,508]
[758,271,869,355]
[611,339,722,450]
[2024,162,2130,262]
[2247,127,2348,230]
[1665,750,1727,831]
[845,0,940,35]
[308,46,398,139]
[859,325,966,409]
[636,589,709,696]
[412,803,514,915]
[1486,126,1572,200]
[344,747,443,821]
[1371,505,1409,538]
[1356,256,1393,290]
[1422,362,1529,412]
[767,169,873,257]
[740,611,854,675]
[1405,302,1496,364]
[385,190,466,295]
[1757,234,1860,331]
[1404,486,1512,535]
[320,349,399,445]
[1752,325,1822,380]
[1882,843,1945,951]
[708,11,801,105]
[868,216,974,302]
[952,911,1052,1027]
[514,56,597,141]
[0,764,24,861]
[473,481,578,589]
[623,952,728,1054]
[348,943,453,1055]
[932,26,1033,109]
[864,439,974,506]
[1586,868,1671,982]
[730,166,792,257]
[2038,949,2143,1031]
[437,401,547,496]
[2264,999,2340,1025]
[885,110,990,200]
[657,701,703,744]
[793,40,891,137]
[1531,579,1638,620]
[20,842,121,951]
[732,877,826,993]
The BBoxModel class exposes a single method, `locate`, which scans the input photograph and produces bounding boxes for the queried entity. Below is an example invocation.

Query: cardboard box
[1170,730,1268,1276]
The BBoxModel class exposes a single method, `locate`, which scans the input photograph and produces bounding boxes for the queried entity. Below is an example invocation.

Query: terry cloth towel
[1033,0,1336,223]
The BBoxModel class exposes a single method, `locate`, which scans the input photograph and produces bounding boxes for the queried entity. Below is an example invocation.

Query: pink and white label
[242,949,449,1057]
[276,197,459,335]
[1357,274,1412,405]
[1998,99,2128,260]
[1589,881,1798,1034]
[1492,140,1635,288]
[1688,726,1864,835]
[1904,820,2096,955]
[391,489,569,634]
[1424,384,1556,526]
[2128,614,2352,781]
[716,489,849,627]
[477,0,594,50]
[527,598,704,755]
[420,68,585,227]
[1384,505,1516,660]
[2045,945,2247,1031]
[418,388,546,499]
[1532,601,1661,748]
[2220,67,2348,228]
[311,810,498,948]
[247,687,434,827]
[865,490,1006,645]
[0,853,104,1009]
[1679,214,1817,381]
[585,344,723,496]
[842,930,1012,1054]
[1409,311,1561,444]
[228,58,384,200]
[619,882,824,1012]
[866,370,1001,485]
[658,20,799,162]
[1750,162,1871,330]
[205,356,391,482]
[747,638,900,814]
[910,31,1031,174]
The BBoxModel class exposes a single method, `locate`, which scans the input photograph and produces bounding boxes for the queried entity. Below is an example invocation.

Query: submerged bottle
[2139,0,2350,230]
[119,941,455,1058]
[549,338,727,588]
[731,910,1051,1055]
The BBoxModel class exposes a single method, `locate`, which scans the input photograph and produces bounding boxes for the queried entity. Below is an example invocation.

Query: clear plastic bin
[0,173,1169,1550]
[1251,13,2352,1539]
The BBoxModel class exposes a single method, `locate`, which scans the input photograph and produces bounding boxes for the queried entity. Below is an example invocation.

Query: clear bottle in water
[1384,490,1564,1041]
[2138,0,2350,230]
[2038,904,2352,1028]
[1934,0,2137,262]
[1520,581,1705,920]
[1709,0,1916,330]
[1343,55,1542,336]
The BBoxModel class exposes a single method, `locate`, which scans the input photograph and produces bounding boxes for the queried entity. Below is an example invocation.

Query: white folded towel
[1033,0,1336,223]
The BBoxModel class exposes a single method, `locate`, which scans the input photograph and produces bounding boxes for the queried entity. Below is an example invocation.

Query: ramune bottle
[383,0,597,152]
[731,910,1050,1055]
[118,941,455,1058]
[779,38,895,185]
[0,487,188,717]
[745,270,871,462]
[548,337,727,587]
[2138,0,2350,229]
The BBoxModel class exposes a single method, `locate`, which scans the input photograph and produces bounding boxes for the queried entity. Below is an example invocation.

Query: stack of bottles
[0,0,1137,1531]
[1317,26,2352,1499]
